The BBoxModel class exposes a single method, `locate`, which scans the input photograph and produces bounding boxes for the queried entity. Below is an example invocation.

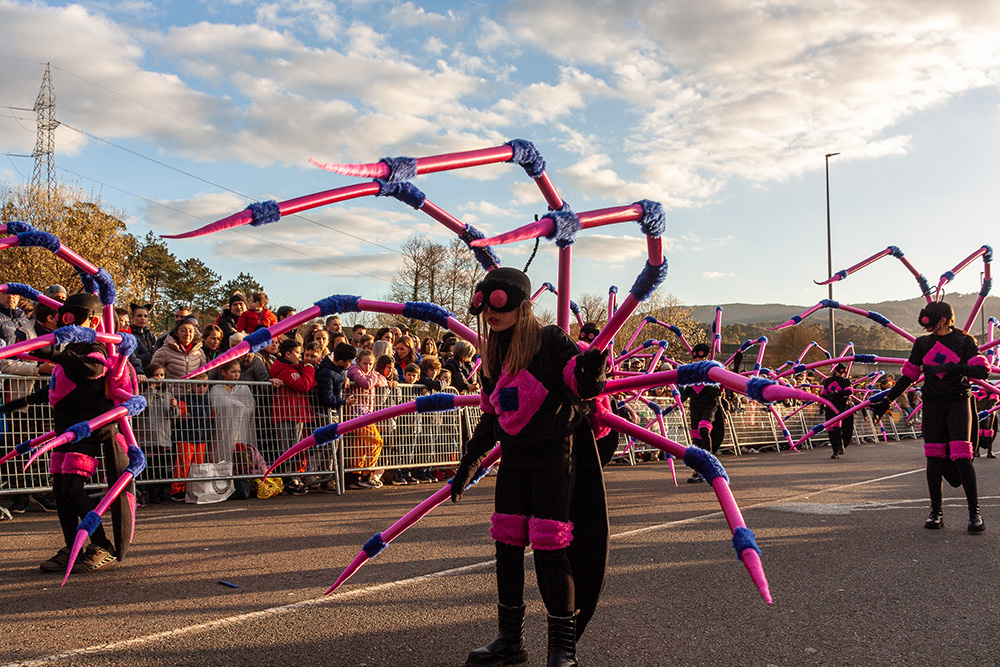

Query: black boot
[925,505,944,530]
[466,604,528,666]
[546,613,578,667]
[968,504,986,533]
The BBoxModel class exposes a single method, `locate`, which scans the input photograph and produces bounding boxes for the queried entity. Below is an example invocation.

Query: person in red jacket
[237,291,278,334]
[269,338,315,494]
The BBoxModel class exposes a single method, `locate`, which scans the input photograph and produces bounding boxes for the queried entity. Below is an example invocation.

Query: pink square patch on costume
[922,342,961,379]
[489,368,548,436]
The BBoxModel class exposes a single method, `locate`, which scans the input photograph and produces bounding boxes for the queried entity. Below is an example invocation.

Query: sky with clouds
[2,0,1000,316]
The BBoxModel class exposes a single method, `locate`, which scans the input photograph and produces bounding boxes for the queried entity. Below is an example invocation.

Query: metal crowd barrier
[0,372,926,500]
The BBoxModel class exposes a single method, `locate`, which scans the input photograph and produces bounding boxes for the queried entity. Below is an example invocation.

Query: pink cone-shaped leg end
[740,548,772,605]
[264,435,318,480]
[668,458,677,486]
[0,449,19,466]
[326,552,370,595]
[62,531,90,586]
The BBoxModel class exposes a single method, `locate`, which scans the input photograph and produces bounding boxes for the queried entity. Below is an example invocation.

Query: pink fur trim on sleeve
[528,517,574,550]
[948,440,974,460]
[490,512,530,546]
[901,360,920,381]
[562,356,579,395]
[923,442,946,458]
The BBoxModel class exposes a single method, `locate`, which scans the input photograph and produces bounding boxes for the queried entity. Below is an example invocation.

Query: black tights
[51,473,113,553]
[495,541,574,616]
[926,456,978,512]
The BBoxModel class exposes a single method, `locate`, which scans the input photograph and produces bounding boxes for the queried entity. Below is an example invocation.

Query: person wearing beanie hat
[820,363,854,459]
[874,300,990,532]
[2,291,126,573]
[44,284,67,302]
[217,294,248,353]
[453,267,610,667]
[681,342,725,482]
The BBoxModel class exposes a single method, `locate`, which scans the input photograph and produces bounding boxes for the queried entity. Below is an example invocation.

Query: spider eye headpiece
[470,267,531,316]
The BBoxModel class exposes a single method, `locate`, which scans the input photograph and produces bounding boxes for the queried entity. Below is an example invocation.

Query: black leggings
[51,473,113,553]
[926,456,977,512]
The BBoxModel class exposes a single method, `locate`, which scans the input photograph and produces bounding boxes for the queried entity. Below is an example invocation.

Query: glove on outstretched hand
[0,398,28,414]
[451,456,479,503]
[870,400,890,422]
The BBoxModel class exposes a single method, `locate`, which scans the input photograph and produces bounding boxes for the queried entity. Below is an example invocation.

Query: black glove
[576,346,610,398]
[450,456,480,503]
[0,397,28,414]
[870,400,889,422]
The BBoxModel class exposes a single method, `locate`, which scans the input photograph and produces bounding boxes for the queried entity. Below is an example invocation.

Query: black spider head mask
[691,343,711,359]
[918,301,954,330]
[469,267,531,316]
[58,293,102,326]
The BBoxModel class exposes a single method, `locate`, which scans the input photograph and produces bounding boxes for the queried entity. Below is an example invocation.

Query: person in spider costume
[681,343,725,482]
[450,267,609,667]
[821,363,855,459]
[873,301,989,532]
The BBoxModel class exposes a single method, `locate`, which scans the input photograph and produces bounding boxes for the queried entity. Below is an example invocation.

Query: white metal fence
[0,373,923,499]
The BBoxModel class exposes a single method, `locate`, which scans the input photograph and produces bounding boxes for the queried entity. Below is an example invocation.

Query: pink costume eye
[489,290,508,308]
[920,316,929,325]
[61,313,75,325]
[472,292,484,308]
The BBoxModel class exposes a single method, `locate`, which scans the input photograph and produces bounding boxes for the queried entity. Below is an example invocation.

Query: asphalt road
[2,437,999,666]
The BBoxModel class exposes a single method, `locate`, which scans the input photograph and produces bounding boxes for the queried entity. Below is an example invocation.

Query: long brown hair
[479,300,542,379]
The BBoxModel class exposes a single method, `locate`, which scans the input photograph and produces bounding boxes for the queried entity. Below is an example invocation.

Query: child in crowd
[172,374,212,501]
[136,363,179,504]
[416,356,443,392]
[437,369,452,389]
[237,291,278,334]
[209,359,256,464]
[345,349,387,489]
[269,338,316,495]
[403,363,420,385]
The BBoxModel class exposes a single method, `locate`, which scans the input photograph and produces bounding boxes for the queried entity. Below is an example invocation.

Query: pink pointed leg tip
[740,549,772,605]
[62,531,90,586]
[326,552,369,595]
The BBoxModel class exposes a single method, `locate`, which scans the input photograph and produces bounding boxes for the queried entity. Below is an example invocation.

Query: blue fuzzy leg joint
[79,511,103,536]
[676,360,723,386]
[15,440,32,454]
[6,283,40,300]
[415,393,456,413]
[93,268,116,305]
[941,270,955,282]
[683,447,729,484]
[17,230,60,252]
[545,205,580,249]
[745,377,777,404]
[981,279,992,297]
[121,396,147,417]
[116,333,137,357]
[835,270,847,280]
[820,299,839,309]
[866,311,890,326]
[402,302,454,328]
[314,295,362,317]
[985,245,994,262]
[853,354,875,363]
[375,179,426,210]
[810,424,826,436]
[569,300,579,315]
[460,224,501,271]
[732,526,762,561]
[5,220,33,234]
[75,267,98,294]
[53,325,97,345]
[633,199,665,238]
[124,444,147,477]
[379,156,418,183]
[247,200,281,227]
[313,422,340,446]
[917,275,932,295]
[362,533,389,558]
[629,260,669,302]
[888,245,904,258]
[505,139,546,178]
[66,422,92,442]
[245,327,273,353]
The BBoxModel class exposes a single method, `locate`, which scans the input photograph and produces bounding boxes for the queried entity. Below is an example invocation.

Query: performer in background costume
[681,343,725,482]
[451,267,609,667]
[821,363,854,459]
[1,293,134,571]
[874,301,989,532]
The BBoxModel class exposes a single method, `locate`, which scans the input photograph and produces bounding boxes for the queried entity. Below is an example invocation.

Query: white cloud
[386,2,457,31]
[703,271,735,279]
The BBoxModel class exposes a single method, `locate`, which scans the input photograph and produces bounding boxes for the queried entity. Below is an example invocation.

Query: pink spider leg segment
[962,251,992,333]
[711,307,723,360]
[600,412,771,604]
[623,316,655,353]
[840,343,856,377]
[769,303,826,331]
[310,145,518,179]
[266,394,482,478]
[326,443,502,595]
[936,245,992,297]
[62,443,145,585]
[0,428,60,466]
[750,337,768,376]
[816,245,933,299]
[654,411,678,486]
[0,329,122,361]
[0,284,64,310]
[162,182,382,240]
[791,386,902,449]
[767,404,799,452]
[530,282,555,303]
[774,355,905,381]
[24,405,133,470]
[815,247,896,285]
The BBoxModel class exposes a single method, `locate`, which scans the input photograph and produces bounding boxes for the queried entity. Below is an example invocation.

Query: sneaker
[40,546,72,572]
[8,496,29,514]
[401,471,418,484]
[389,472,409,486]
[285,480,308,496]
[72,545,115,573]
[0,506,11,522]
[365,474,383,489]
[317,481,339,494]
[30,493,58,513]
[170,492,186,502]
[687,472,703,484]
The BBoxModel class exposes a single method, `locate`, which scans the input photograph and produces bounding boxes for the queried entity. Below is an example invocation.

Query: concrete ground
[2,436,999,666]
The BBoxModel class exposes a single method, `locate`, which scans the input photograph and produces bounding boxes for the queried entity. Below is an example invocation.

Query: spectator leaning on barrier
[217,294,246,353]
[151,319,206,379]
[269,338,315,496]
[0,292,28,344]
[136,362,179,504]
[445,340,480,395]
[129,303,156,367]
[237,291,277,334]
[346,349,387,489]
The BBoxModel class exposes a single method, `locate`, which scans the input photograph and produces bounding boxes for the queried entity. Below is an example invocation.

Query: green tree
[167,258,223,316]
[133,231,179,309]
[219,272,264,301]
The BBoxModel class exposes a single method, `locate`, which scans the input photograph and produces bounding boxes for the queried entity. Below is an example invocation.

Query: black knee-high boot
[546,612,578,667]
[955,459,985,533]
[925,458,944,529]
[466,543,528,666]
[52,473,114,552]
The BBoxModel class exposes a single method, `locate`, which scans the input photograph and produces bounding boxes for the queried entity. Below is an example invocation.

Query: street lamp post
[825,152,840,355]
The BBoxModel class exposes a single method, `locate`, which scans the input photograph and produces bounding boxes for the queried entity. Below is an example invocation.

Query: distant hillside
[692,293,1000,334]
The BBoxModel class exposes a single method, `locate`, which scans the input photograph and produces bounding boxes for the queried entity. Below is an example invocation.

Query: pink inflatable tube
[24,405,130,470]
[162,182,381,240]
[963,261,992,334]
[791,398,883,449]
[815,247,894,285]
[265,394,482,478]
[0,331,122,361]
[469,204,645,248]
[310,145,516,179]
[599,412,772,604]
[326,444,502,595]
[0,285,63,310]
[774,356,905,380]
[936,245,991,295]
